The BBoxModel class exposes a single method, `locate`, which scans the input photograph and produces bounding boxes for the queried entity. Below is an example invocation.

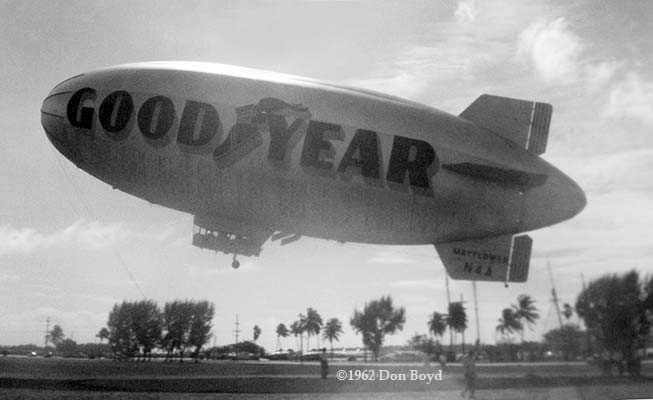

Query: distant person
[320,348,328,379]
[423,352,431,367]
[439,352,446,367]
[628,348,643,378]
[461,350,477,399]
[600,349,612,376]
[614,351,624,376]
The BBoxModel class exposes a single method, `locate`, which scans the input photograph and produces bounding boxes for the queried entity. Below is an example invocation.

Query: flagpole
[473,280,481,350]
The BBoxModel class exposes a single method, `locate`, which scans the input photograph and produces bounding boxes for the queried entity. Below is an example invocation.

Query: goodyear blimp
[41,62,585,282]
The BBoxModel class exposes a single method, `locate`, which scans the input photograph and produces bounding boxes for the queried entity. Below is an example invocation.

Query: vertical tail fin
[460,94,552,155]
[435,234,532,283]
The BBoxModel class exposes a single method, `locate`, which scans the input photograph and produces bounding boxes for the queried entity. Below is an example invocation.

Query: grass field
[1,356,652,399]
[2,384,653,400]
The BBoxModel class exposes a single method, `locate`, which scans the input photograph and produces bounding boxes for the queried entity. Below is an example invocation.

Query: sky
[1,0,653,352]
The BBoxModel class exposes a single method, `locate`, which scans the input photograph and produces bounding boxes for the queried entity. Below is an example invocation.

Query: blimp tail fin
[460,94,552,155]
[435,234,532,283]
[441,163,548,191]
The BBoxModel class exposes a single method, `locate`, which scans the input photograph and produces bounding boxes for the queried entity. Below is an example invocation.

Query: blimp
[41,62,585,282]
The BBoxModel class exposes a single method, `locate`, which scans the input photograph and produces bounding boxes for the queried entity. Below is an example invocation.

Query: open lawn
[3,355,648,379]
[2,385,653,400]
[1,356,652,398]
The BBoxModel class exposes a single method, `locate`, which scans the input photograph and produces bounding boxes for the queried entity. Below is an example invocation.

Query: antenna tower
[234,314,241,344]
[548,262,563,329]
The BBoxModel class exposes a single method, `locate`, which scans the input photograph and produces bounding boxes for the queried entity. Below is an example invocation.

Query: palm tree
[47,324,65,348]
[512,295,539,343]
[276,323,289,350]
[496,308,522,343]
[304,308,323,350]
[428,312,447,341]
[447,302,467,353]
[321,318,343,359]
[96,327,110,344]
[496,307,522,362]
[253,325,261,342]
[428,312,447,360]
[291,315,307,355]
[350,296,406,361]
[562,303,573,321]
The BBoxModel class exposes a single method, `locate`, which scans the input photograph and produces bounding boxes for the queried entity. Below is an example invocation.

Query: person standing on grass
[320,348,328,379]
[461,350,477,399]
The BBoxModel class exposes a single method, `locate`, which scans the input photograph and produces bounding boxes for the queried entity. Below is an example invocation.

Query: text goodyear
[66,88,439,196]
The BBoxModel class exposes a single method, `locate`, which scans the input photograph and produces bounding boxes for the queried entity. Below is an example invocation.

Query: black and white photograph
[1,1,652,399]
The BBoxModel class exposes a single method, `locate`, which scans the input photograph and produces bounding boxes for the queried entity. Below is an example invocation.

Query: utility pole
[234,314,241,344]
[548,262,563,329]
[473,280,481,349]
[445,275,453,359]
[460,293,466,353]
[44,317,50,348]
[581,273,591,356]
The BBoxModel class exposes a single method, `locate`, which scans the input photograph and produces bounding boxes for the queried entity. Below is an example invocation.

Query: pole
[581,273,591,356]
[473,280,481,349]
[45,317,50,348]
[548,262,563,329]
[445,275,453,358]
[234,314,241,344]
[460,293,465,354]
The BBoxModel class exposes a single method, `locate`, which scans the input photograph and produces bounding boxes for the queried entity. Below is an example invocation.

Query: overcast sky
[1,0,652,352]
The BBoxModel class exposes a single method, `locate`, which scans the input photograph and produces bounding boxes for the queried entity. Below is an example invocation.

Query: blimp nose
[519,164,586,230]
[41,75,87,159]
[41,91,67,141]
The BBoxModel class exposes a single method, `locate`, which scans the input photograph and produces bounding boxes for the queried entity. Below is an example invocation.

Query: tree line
[409,270,653,378]
[41,324,109,359]
[575,270,652,377]
[274,307,345,359]
[33,269,652,378]
[98,299,215,362]
[491,270,653,377]
[273,296,406,361]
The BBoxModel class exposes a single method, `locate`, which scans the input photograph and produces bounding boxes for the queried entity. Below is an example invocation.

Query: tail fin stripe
[528,102,552,155]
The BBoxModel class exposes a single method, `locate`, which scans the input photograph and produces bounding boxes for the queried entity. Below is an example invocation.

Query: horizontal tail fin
[435,234,532,283]
[460,94,552,155]
[441,162,547,190]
